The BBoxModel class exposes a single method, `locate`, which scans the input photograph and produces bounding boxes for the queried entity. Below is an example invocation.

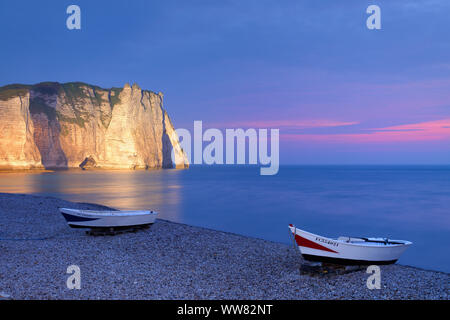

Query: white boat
[289,225,412,265]
[59,208,158,229]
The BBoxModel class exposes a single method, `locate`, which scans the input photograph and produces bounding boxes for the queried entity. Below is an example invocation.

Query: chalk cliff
[0,82,189,170]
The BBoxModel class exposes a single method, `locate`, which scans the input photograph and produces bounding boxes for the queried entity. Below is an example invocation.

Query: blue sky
[0,0,449,164]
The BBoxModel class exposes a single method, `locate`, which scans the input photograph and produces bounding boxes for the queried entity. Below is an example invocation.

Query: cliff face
[0,82,189,170]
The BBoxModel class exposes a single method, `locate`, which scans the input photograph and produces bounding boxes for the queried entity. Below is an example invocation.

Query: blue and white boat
[59,208,158,229]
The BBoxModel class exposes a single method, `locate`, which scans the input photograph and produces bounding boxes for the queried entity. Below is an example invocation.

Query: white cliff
[0,82,189,170]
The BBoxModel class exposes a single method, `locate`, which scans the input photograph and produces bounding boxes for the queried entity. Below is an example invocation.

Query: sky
[0,0,449,164]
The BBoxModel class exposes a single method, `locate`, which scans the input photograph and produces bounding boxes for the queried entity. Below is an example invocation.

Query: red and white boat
[289,225,412,265]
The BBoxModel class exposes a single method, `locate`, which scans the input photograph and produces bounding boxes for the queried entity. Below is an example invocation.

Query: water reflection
[0,169,183,221]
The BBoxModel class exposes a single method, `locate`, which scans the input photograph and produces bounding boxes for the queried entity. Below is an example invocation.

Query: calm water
[0,165,449,273]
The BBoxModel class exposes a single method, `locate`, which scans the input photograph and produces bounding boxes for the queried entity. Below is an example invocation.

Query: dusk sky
[1,0,449,164]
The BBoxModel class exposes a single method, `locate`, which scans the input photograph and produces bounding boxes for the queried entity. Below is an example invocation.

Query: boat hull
[289,225,411,265]
[60,208,158,228]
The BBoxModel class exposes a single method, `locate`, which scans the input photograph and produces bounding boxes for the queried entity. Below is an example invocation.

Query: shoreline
[0,166,186,173]
[0,193,448,300]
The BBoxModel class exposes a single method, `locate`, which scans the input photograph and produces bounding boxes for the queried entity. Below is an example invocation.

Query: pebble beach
[0,193,448,300]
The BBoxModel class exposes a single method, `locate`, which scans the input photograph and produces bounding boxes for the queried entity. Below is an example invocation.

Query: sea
[0,165,449,273]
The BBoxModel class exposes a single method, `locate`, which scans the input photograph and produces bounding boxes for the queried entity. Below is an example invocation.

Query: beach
[0,193,448,300]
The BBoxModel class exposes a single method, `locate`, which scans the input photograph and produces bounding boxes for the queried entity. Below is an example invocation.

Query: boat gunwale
[60,208,157,217]
[289,225,412,248]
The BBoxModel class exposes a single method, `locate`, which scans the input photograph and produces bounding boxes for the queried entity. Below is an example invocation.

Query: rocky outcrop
[79,156,97,170]
[0,82,189,170]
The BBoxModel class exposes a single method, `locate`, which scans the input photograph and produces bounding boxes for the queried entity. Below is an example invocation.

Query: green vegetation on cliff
[0,84,31,101]
[60,82,95,128]
[109,87,122,108]
[61,82,90,103]
[92,88,107,106]
[29,96,57,120]
[56,112,87,128]
[33,82,60,96]
[0,82,126,129]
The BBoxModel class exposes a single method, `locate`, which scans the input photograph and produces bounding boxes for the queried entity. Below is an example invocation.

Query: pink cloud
[282,118,450,143]
[207,119,359,129]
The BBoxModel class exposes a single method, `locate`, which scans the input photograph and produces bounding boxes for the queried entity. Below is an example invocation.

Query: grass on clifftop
[1,83,126,129]
[0,84,31,101]
[33,82,61,96]
[1,82,125,107]
[61,82,90,103]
